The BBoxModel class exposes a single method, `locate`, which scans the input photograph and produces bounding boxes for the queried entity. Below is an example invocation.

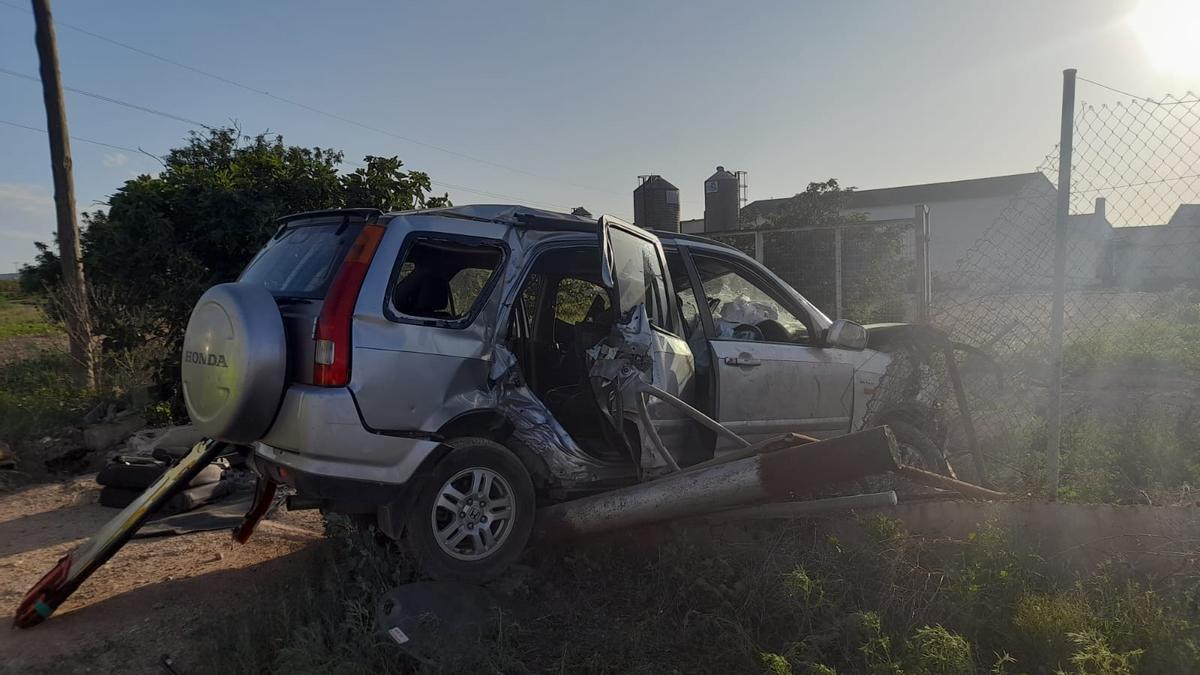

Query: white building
[687,172,1112,288]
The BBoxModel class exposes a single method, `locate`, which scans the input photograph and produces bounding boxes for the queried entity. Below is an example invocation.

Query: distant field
[0,281,57,339]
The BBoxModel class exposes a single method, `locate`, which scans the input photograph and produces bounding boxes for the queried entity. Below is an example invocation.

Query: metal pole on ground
[31,0,95,388]
[1047,68,1077,500]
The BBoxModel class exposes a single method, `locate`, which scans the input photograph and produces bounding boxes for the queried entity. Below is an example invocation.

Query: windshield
[239,219,364,299]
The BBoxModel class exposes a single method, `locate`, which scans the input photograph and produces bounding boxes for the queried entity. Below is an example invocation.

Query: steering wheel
[755,319,790,342]
[732,323,763,341]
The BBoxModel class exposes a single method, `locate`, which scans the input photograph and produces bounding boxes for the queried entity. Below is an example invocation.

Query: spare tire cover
[181,283,286,444]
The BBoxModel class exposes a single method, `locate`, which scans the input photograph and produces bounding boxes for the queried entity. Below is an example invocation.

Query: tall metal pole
[833,227,844,319]
[913,204,930,323]
[32,0,94,388]
[1046,68,1076,499]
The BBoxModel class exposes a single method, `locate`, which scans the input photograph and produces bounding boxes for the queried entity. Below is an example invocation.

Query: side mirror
[826,319,868,350]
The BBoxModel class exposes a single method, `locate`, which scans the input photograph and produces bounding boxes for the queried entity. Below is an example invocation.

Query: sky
[2,0,1199,270]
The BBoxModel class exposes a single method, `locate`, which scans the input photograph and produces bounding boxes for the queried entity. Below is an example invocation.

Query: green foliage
[19,128,450,398]
[1056,631,1142,675]
[0,351,96,443]
[144,400,174,427]
[1065,290,1200,374]
[214,515,1200,675]
[1003,402,1200,504]
[747,179,860,232]
[762,651,794,675]
[909,625,974,675]
[726,179,913,323]
[0,281,57,339]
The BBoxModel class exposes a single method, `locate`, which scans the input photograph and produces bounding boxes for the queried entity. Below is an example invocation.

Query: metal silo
[703,166,742,232]
[633,175,681,232]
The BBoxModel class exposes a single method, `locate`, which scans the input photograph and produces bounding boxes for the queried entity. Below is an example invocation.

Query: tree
[743,178,856,231]
[738,179,913,322]
[21,127,452,397]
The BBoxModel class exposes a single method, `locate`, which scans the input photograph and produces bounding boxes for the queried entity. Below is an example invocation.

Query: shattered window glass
[666,250,702,339]
[692,253,812,344]
[240,219,363,299]
[608,228,669,331]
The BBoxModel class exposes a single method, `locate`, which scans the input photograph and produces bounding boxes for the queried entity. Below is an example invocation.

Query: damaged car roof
[403,204,599,232]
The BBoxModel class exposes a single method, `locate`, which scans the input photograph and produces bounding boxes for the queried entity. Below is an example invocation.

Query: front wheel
[406,437,535,583]
[888,420,954,477]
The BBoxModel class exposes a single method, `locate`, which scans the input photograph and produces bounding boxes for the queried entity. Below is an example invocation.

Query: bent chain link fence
[699,76,1200,495]
[930,79,1200,495]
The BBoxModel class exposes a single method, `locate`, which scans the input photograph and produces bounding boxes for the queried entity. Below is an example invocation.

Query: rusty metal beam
[534,426,901,541]
[896,465,1009,501]
[676,432,818,476]
[705,491,898,523]
[640,382,751,449]
[943,345,987,484]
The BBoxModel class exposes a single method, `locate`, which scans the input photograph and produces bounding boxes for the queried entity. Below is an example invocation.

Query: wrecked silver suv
[180,205,935,581]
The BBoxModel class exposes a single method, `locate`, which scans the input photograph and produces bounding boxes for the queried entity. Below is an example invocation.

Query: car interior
[390,237,504,320]
[507,246,630,461]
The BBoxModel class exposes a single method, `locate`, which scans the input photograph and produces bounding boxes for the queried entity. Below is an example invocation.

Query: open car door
[595,216,700,473]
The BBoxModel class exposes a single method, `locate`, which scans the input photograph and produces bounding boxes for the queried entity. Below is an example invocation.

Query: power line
[339,158,577,209]
[0,118,139,153]
[1,67,213,129]
[3,117,582,212]
[0,0,624,197]
[1077,75,1200,106]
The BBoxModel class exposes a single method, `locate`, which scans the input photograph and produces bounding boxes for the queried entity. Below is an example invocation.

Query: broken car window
[390,236,503,322]
[665,250,702,340]
[608,228,669,332]
[240,219,364,299]
[554,277,610,326]
[692,253,812,344]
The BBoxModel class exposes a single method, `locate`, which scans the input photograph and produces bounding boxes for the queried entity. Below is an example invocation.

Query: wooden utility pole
[32,0,94,388]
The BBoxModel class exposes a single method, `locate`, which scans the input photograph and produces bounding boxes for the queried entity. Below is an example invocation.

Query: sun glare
[1129,0,1200,78]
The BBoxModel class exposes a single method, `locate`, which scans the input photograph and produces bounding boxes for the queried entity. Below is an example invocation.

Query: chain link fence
[705,217,924,324]
[928,75,1200,498]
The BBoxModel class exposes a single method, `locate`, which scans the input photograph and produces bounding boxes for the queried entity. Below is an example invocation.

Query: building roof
[635,175,679,191]
[743,172,1049,215]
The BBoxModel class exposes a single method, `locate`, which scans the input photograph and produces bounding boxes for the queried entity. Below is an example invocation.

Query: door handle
[724,355,762,367]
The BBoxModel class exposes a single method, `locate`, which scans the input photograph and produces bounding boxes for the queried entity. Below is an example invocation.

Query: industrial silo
[703,166,741,232]
[633,175,681,232]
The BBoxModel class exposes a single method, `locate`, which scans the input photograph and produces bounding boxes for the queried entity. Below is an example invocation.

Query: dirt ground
[0,476,324,674]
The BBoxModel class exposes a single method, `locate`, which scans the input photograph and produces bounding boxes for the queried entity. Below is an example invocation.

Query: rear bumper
[250,450,407,504]
[259,384,443,486]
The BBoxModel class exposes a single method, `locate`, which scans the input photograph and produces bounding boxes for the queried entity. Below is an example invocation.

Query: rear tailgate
[239,212,373,384]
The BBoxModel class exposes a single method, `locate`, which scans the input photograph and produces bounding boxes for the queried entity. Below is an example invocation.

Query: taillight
[313,224,385,386]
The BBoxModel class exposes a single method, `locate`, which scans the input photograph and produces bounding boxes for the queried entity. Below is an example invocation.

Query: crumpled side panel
[490,346,610,484]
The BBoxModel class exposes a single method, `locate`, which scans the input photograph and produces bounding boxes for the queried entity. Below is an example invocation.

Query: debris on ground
[0,440,14,471]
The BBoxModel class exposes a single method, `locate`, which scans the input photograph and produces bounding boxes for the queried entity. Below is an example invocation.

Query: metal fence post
[913,204,930,323]
[1047,68,1076,500]
[833,227,844,319]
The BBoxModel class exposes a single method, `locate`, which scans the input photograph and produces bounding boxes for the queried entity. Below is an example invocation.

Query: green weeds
[212,516,1200,674]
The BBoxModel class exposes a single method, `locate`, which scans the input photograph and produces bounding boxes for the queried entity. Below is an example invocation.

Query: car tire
[888,420,953,477]
[405,437,535,583]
